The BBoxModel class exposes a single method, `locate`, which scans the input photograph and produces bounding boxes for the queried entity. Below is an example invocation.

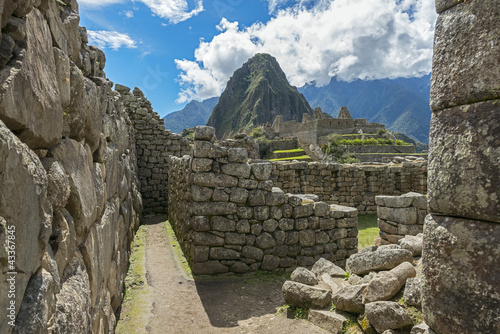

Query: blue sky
[79,0,437,117]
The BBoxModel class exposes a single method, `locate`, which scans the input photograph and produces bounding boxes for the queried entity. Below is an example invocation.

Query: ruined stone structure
[422,0,500,333]
[167,127,359,275]
[270,161,427,214]
[118,85,191,215]
[271,106,385,145]
[375,193,427,245]
[0,1,142,333]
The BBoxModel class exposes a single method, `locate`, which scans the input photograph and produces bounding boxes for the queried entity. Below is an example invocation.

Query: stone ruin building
[0,0,497,333]
[269,106,386,145]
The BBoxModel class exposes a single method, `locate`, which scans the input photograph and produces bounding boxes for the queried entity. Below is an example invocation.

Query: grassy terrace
[269,155,311,161]
[272,148,306,154]
[357,214,379,251]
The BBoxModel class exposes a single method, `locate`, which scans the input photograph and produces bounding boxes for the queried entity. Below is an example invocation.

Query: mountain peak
[206,53,313,137]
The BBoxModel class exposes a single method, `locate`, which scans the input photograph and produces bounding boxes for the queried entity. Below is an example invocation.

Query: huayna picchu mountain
[206,53,313,137]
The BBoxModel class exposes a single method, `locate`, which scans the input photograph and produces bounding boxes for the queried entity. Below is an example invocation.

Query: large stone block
[193,172,238,188]
[282,281,332,308]
[49,139,97,243]
[0,121,51,331]
[430,0,500,111]
[422,214,500,334]
[378,206,417,225]
[428,101,500,223]
[0,8,62,149]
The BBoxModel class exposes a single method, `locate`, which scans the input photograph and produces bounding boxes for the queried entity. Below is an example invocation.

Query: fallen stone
[308,310,346,334]
[398,235,423,256]
[411,323,437,334]
[312,257,347,278]
[282,281,332,308]
[332,284,368,313]
[346,248,413,275]
[291,267,318,285]
[404,278,422,307]
[363,262,416,303]
[365,301,413,333]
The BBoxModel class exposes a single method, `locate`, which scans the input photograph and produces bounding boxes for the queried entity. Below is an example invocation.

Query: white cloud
[140,0,204,24]
[175,0,437,103]
[88,30,138,50]
[120,10,134,18]
[78,0,124,6]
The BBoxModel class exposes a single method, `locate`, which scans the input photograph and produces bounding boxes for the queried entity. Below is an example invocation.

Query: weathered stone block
[211,216,235,232]
[193,202,237,215]
[252,162,272,180]
[248,189,266,206]
[253,206,269,220]
[235,220,250,233]
[378,207,417,225]
[266,187,285,206]
[293,203,314,218]
[191,158,213,172]
[398,224,423,236]
[221,163,251,178]
[192,261,228,275]
[209,247,240,260]
[227,148,248,163]
[192,232,225,246]
[308,310,346,334]
[332,284,367,313]
[242,246,264,261]
[193,173,238,188]
[191,246,209,262]
[428,101,500,223]
[0,9,63,149]
[346,248,413,275]
[431,0,500,110]
[229,187,248,204]
[194,126,215,141]
[299,229,315,247]
[282,281,332,308]
[263,219,278,233]
[422,214,500,334]
[255,232,277,249]
[261,255,280,270]
[313,202,330,217]
[364,301,413,333]
[193,141,226,158]
[191,216,210,231]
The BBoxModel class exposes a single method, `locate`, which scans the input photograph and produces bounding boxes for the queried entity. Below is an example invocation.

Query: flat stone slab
[308,310,346,334]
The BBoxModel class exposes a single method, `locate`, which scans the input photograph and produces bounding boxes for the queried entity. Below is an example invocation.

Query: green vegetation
[115,226,151,334]
[358,214,379,251]
[162,221,193,279]
[289,306,309,319]
[273,148,306,154]
[398,298,424,325]
[206,53,313,137]
[180,127,195,139]
[269,155,311,161]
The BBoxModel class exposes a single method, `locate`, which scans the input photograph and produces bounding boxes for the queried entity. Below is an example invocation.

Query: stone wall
[120,85,191,215]
[375,193,427,245]
[422,0,500,333]
[0,1,142,333]
[167,127,359,275]
[270,161,427,214]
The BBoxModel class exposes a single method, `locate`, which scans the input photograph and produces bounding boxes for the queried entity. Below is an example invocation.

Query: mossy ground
[272,148,306,154]
[162,220,193,279]
[115,225,151,334]
[358,214,379,251]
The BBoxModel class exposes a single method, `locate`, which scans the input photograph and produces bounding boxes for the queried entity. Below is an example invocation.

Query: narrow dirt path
[119,217,328,334]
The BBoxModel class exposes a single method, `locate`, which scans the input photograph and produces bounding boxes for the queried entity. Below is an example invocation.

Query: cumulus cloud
[79,0,124,6]
[140,0,204,24]
[88,30,138,50]
[175,0,437,103]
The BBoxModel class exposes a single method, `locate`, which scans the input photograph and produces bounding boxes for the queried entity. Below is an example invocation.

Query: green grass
[358,214,379,251]
[272,148,305,154]
[269,155,311,161]
[116,225,152,334]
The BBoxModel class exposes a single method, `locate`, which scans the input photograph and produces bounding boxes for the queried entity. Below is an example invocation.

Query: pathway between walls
[116,216,328,334]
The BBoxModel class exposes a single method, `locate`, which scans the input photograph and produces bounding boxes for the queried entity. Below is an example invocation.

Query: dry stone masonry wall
[0,1,142,333]
[375,192,427,245]
[167,127,359,275]
[119,85,191,215]
[422,0,500,333]
[271,161,427,214]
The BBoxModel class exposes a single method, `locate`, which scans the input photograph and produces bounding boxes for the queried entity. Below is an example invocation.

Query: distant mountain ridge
[298,75,432,143]
[206,53,313,137]
[163,97,218,134]
[163,64,431,144]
